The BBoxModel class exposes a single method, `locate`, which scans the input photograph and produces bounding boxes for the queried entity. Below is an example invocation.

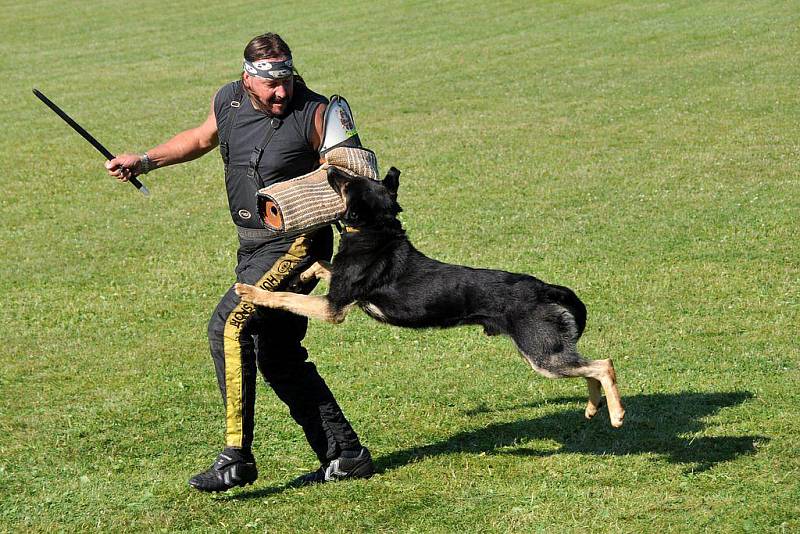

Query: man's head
[242,33,296,117]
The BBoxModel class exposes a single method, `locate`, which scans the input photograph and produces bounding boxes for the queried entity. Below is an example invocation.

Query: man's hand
[105,153,143,182]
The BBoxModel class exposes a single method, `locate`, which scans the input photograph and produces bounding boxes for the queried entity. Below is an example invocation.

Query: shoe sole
[189,466,259,493]
[345,461,375,480]
[189,479,256,493]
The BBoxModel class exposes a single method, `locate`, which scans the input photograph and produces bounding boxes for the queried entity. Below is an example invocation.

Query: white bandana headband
[243,57,294,80]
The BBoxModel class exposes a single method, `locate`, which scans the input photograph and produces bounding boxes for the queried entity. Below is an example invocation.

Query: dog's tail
[545,285,587,338]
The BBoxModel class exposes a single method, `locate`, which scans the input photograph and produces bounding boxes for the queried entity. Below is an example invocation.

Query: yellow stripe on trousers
[223,236,311,448]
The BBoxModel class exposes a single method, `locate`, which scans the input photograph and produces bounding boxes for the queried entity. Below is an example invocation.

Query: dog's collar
[335,221,361,234]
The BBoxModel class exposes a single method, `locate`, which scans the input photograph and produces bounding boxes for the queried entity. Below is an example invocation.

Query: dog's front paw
[299,267,316,284]
[300,261,331,283]
[235,283,268,305]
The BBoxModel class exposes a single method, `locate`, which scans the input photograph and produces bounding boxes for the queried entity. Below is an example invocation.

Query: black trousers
[207,226,361,462]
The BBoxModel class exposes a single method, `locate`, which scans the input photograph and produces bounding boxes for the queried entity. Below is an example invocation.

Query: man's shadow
[228,391,763,500]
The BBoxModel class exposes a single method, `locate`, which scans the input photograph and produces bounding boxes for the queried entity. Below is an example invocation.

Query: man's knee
[259,353,314,385]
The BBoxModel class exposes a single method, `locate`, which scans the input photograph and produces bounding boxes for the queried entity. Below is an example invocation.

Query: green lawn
[1,0,798,532]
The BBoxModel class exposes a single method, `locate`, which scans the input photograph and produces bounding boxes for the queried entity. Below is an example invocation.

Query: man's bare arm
[105,97,219,181]
[311,102,326,161]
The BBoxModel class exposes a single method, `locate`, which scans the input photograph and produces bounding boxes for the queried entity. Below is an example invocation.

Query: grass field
[1,0,798,531]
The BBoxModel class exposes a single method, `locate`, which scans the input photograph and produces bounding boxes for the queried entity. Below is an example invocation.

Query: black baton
[32,88,150,196]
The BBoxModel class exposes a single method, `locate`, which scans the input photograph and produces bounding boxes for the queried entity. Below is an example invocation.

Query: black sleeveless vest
[214,80,328,230]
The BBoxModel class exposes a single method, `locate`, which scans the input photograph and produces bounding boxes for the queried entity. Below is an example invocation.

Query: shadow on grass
[378,391,764,474]
[228,391,762,500]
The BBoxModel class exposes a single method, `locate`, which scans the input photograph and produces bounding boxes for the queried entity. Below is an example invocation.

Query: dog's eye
[347,210,359,220]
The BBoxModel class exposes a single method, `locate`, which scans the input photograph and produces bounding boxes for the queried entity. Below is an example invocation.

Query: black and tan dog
[236,168,625,427]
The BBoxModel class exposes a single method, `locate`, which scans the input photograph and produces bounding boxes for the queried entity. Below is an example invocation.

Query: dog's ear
[382,166,400,196]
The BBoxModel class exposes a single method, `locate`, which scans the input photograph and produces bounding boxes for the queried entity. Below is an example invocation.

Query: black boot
[292,447,375,486]
[188,448,258,492]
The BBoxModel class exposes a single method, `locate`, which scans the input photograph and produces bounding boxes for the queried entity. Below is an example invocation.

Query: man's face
[243,57,294,116]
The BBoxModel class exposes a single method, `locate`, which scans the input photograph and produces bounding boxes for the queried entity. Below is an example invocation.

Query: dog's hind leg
[519,347,624,428]
[510,313,625,428]
[585,377,603,419]
[572,359,623,428]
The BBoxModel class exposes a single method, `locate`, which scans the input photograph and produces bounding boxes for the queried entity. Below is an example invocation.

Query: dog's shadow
[378,391,763,474]
[227,391,762,500]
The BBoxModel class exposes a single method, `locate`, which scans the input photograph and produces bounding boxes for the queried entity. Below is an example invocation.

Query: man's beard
[265,97,289,117]
[244,85,290,116]
[249,96,288,117]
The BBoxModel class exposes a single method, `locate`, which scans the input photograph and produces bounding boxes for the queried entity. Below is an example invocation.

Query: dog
[235,167,625,427]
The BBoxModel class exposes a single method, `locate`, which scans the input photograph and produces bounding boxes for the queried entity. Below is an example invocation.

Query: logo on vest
[238,209,252,220]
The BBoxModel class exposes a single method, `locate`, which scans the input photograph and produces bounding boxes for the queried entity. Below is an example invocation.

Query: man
[106,32,374,492]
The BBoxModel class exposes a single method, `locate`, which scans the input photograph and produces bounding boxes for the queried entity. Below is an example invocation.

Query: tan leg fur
[234,283,353,324]
[585,377,603,420]
[300,261,332,283]
[590,359,625,427]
